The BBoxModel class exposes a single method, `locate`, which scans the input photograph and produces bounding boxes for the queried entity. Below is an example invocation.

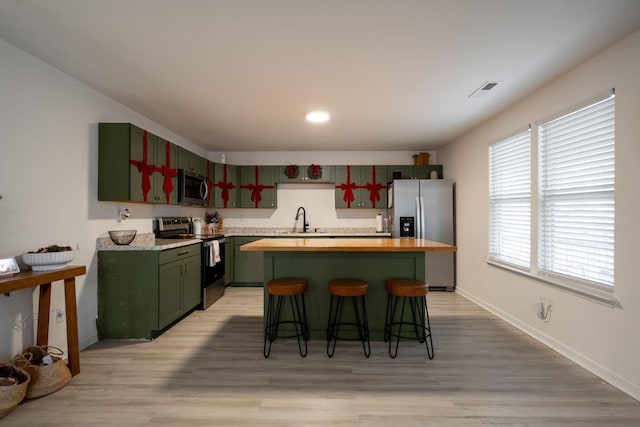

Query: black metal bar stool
[264,278,309,358]
[326,278,370,358]
[384,278,434,359]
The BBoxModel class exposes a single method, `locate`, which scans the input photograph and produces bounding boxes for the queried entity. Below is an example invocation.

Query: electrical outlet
[56,309,65,323]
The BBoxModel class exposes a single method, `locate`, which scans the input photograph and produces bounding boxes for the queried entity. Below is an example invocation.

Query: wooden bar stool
[326,278,370,358]
[384,278,434,359]
[264,278,309,358]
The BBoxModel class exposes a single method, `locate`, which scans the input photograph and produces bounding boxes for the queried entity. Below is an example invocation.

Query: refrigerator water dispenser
[400,216,415,237]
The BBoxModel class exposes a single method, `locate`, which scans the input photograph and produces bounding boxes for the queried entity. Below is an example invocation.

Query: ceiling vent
[468,81,501,98]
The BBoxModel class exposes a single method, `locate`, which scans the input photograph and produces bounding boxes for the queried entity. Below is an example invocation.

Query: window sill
[486,259,618,307]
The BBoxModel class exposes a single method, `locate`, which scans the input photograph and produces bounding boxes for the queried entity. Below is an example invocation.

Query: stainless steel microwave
[178,169,209,206]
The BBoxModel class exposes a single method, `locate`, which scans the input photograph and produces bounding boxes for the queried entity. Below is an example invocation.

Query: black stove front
[155,217,225,309]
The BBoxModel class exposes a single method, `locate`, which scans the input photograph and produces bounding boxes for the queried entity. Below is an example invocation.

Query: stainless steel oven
[201,238,225,308]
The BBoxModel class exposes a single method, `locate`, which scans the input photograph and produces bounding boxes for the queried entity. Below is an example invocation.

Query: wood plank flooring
[6,287,640,426]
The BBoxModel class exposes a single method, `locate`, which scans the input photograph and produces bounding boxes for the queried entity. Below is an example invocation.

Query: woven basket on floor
[0,365,30,419]
[11,346,71,399]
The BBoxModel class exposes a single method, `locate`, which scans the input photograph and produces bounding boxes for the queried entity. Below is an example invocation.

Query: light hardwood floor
[6,287,640,426]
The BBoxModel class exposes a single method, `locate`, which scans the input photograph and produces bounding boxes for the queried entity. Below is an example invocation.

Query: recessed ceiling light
[306,110,330,123]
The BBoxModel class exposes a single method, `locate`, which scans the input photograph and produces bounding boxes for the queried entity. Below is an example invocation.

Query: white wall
[0,38,211,360]
[439,30,640,400]
[0,38,432,360]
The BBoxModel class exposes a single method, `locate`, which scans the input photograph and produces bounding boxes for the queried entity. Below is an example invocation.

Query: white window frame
[487,90,616,305]
[488,128,531,270]
[537,92,615,301]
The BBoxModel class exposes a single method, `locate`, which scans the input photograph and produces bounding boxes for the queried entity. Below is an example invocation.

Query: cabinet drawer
[159,244,200,265]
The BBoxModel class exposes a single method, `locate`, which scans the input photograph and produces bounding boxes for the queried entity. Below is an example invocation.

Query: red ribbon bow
[129,130,155,202]
[215,181,235,207]
[160,141,177,203]
[337,182,356,206]
[160,165,178,202]
[215,164,236,208]
[246,184,267,205]
[365,166,386,208]
[240,166,275,208]
[336,166,356,207]
[366,182,384,206]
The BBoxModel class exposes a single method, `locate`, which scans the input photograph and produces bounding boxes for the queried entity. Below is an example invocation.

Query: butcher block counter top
[240,237,457,253]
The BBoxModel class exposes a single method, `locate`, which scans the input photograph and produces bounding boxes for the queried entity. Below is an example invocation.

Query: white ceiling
[1,0,639,152]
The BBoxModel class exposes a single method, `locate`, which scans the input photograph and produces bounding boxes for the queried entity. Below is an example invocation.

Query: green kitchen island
[240,238,457,339]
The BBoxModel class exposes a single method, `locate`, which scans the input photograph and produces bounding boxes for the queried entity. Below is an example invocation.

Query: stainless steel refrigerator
[388,179,456,290]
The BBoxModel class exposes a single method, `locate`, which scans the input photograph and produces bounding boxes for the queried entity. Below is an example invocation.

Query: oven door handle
[203,238,225,246]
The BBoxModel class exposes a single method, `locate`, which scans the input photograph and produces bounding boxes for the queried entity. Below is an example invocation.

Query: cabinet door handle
[178,250,190,256]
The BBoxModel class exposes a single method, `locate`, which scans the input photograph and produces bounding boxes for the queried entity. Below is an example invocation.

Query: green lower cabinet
[182,256,201,310]
[225,237,235,284]
[232,236,264,286]
[158,260,184,328]
[261,251,425,340]
[98,244,201,340]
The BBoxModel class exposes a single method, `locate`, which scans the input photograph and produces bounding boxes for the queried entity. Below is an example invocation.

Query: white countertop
[97,234,201,251]
[96,228,391,251]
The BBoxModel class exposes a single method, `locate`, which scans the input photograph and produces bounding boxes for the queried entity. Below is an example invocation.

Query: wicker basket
[0,365,30,419]
[412,152,431,165]
[11,346,71,399]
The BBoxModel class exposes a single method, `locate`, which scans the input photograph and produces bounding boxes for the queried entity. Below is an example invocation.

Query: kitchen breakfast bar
[240,238,457,339]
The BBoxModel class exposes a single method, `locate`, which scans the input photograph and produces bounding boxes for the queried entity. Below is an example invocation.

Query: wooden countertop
[240,238,457,253]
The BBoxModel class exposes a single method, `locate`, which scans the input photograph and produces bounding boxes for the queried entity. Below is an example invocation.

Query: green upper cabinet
[211,163,239,208]
[279,164,335,183]
[386,165,414,181]
[239,166,278,208]
[99,123,178,204]
[335,165,387,209]
[413,164,444,179]
[177,146,208,177]
[386,165,444,181]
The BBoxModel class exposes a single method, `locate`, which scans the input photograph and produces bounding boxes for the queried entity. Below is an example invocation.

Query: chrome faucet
[295,206,309,233]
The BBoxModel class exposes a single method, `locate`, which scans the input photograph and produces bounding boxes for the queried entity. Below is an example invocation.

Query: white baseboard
[80,333,98,351]
[455,288,640,402]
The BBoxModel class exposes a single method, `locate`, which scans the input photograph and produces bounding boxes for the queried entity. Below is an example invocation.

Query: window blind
[538,94,615,287]
[488,129,531,269]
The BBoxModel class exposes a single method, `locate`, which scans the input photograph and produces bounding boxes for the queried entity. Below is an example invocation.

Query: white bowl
[22,251,75,271]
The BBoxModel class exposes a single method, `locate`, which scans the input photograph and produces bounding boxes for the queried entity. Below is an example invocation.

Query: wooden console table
[0,265,86,376]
